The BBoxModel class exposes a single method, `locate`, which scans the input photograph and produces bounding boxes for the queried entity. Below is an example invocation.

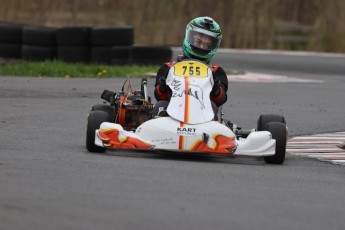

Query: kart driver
[153,16,228,119]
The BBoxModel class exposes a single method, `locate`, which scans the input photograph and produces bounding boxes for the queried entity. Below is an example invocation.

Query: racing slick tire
[86,111,110,153]
[91,104,115,122]
[257,114,286,131]
[263,122,287,164]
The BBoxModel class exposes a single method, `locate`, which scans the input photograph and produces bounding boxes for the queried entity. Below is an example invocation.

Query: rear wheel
[91,104,115,122]
[264,122,287,164]
[86,111,109,153]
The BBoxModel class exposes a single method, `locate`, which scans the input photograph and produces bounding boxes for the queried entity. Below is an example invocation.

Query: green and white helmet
[182,16,222,62]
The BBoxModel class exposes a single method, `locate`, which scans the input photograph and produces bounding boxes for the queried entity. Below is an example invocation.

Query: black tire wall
[56,27,91,46]
[0,23,24,58]
[90,27,134,64]
[128,46,172,65]
[91,27,134,46]
[23,26,56,46]
[0,22,172,65]
[91,46,113,64]
[0,24,24,43]
[21,45,56,61]
[111,46,132,65]
[22,26,57,61]
[56,27,91,63]
[0,43,22,59]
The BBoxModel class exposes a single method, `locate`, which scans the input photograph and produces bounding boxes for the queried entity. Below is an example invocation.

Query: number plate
[173,61,209,78]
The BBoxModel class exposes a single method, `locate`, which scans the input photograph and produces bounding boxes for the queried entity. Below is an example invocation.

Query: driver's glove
[210,79,221,97]
[158,76,169,93]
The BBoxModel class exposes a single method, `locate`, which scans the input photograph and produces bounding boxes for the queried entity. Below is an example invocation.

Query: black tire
[86,111,109,153]
[128,46,172,65]
[111,46,132,65]
[91,104,116,122]
[0,24,24,43]
[57,46,90,63]
[263,122,287,164]
[21,45,56,61]
[91,27,134,46]
[23,26,56,46]
[257,114,286,131]
[0,43,22,58]
[56,27,91,46]
[90,46,112,64]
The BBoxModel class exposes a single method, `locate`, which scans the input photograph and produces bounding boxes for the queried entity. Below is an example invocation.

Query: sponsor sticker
[177,127,197,136]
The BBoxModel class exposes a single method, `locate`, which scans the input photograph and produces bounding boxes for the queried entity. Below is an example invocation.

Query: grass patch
[0,60,160,78]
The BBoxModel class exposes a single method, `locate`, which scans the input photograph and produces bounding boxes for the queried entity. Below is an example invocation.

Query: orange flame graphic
[189,134,237,154]
[98,128,154,149]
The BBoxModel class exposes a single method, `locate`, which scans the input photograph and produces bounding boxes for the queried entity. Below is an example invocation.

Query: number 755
[182,66,200,76]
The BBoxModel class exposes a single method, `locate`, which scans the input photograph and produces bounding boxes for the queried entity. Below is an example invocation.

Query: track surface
[1,50,345,230]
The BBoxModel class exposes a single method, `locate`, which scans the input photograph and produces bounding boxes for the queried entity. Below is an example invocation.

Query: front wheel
[86,111,109,153]
[257,114,286,131]
[264,122,287,164]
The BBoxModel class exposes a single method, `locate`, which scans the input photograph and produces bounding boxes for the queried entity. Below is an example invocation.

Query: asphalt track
[1,49,345,230]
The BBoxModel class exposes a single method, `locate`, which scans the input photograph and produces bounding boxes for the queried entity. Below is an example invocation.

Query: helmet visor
[186,28,220,51]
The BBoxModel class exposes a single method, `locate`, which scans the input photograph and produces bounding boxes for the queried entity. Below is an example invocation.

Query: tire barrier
[0,22,172,66]
[22,26,56,61]
[91,27,134,64]
[0,24,24,43]
[91,27,134,46]
[57,46,90,63]
[56,27,91,63]
[128,46,173,65]
[21,45,56,61]
[0,23,24,58]
[91,46,113,64]
[111,46,132,65]
[0,43,22,59]
[23,26,56,46]
[56,27,91,46]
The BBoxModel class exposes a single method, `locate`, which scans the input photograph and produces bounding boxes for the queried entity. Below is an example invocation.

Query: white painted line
[287,148,343,151]
[287,147,342,150]
[217,48,345,58]
[331,160,345,163]
[288,141,343,144]
[287,144,342,147]
[227,72,323,83]
[290,137,345,140]
[313,132,345,135]
[307,154,345,158]
[304,152,345,155]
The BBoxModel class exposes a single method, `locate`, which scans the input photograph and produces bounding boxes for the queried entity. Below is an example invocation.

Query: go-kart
[86,60,288,164]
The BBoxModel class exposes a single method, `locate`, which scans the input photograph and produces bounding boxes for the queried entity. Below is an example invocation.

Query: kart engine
[115,90,153,131]
[100,78,153,131]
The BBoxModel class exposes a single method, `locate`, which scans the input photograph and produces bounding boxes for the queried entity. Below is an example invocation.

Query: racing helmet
[182,16,222,62]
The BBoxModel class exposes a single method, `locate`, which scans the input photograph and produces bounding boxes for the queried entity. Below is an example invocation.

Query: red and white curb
[287,132,345,165]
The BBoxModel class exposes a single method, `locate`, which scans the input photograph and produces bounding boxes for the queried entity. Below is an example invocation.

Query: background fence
[0,0,344,53]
